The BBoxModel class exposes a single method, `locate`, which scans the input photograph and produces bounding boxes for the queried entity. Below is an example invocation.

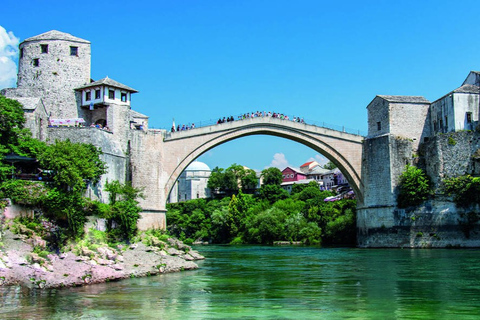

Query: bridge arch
[162,117,364,204]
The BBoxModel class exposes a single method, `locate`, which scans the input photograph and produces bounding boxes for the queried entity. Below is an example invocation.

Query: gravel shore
[0,229,204,289]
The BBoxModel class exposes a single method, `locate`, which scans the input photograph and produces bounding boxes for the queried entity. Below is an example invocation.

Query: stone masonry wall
[358,199,480,248]
[424,131,480,188]
[18,38,91,119]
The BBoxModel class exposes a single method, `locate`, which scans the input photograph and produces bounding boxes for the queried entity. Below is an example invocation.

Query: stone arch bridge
[130,117,364,229]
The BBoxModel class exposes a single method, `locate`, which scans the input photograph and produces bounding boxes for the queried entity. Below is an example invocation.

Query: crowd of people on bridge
[171,111,305,132]
[218,111,305,124]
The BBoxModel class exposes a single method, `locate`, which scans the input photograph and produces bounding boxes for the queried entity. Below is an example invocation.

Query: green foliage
[448,136,457,146]
[38,139,107,192]
[0,180,47,207]
[167,182,356,246]
[207,164,258,196]
[105,181,143,241]
[257,184,289,204]
[0,95,26,149]
[397,165,432,208]
[261,167,283,186]
[443,175,480,207]
[323,161,337,170]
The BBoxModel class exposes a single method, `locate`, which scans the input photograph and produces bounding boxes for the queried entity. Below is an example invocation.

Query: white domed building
[168,161,212,203]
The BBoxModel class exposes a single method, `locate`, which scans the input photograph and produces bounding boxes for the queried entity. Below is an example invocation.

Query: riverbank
[0,228,204,289]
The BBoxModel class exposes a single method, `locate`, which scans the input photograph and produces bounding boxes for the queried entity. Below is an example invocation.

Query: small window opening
[85,91,91,101]
[95,89,101,99]
[108,89,115,100]
[41,44,48,54]
[70,46,78,56]
[20,48,24,59]
[467,112,472,123]
[121,92,127,102]
[377,121,381,131]
[33,58,39,67]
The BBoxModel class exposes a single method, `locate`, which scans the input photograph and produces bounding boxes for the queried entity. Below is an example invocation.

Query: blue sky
[1,0,479,171]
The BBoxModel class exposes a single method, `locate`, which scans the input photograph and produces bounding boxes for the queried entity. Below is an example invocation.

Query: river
[1,245,480,319]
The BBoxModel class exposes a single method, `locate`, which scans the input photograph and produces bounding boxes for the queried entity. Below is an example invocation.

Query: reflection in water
[1,246,480,319]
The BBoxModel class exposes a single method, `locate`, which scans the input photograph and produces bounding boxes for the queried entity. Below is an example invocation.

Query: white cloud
[265,153,290,170]
[0,26,19,89]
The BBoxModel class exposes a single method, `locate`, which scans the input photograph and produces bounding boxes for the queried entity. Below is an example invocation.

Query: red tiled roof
[300,161,314,168]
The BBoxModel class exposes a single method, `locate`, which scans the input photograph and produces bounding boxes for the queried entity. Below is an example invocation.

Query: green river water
[1,246,480,319]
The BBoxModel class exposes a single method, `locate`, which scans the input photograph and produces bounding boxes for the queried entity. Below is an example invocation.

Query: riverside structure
[2,30,480,247]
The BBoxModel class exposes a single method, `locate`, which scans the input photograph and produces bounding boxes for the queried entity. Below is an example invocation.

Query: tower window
[121,92,127,102]
[377,121,381,131]
[108,89,115,100]
[95,89,101,99]
[85,91,91,101]
[33,58,39,67]
[70,46,78,56]
[41,44,48,54]
[20,48,24,58]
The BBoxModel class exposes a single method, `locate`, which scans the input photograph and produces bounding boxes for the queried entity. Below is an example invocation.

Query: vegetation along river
[1,245,480,319]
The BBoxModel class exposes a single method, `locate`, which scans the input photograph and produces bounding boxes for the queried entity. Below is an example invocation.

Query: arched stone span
[162,117,364,204]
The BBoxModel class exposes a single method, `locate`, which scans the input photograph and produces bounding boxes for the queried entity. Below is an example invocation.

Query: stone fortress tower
[16,30,91,120]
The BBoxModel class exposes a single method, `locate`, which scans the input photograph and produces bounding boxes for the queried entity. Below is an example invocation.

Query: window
[467,112,472,123]
[20,48,24,59]
[377,121,381,131]
[70,46,78,56]
[33,58,39,67]
[121,92,127,102]
[85,91,91,101]
[108,89,115,100]
[41,44,48,54]
[95,89,101,99]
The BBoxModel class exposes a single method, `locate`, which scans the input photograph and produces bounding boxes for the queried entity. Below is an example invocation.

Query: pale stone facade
[168,161,211,203]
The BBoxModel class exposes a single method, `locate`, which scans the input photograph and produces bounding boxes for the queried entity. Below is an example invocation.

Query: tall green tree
[38,139,106,192]
[261,167,283,186]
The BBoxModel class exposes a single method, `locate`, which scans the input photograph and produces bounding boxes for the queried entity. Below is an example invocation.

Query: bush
[443,175,480,207]
[397,165,432,208]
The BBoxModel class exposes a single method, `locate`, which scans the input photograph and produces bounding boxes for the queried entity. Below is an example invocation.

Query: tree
[323,161,337,170]
[0,95,26,149]
[397,165,431,208]
[261,167,283,186]
[38,139,107,192]
[105,181,144,241]
[240,168,258,192]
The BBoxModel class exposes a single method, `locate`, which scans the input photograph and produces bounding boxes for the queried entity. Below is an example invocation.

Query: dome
[186,161,211,172]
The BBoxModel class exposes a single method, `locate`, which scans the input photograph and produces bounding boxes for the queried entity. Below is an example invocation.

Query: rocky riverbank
[0,228,204,289]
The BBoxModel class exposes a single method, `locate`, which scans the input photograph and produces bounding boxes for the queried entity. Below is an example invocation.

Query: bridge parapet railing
[164,113,366,137]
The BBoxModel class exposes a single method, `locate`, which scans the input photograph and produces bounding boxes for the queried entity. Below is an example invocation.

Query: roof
[22,30,90,44]
[452,84,479,94]
[432,84,480,104]
[308,166,330,175]
[75,77,138,93]
[186,161,211,171]
[12,97,42,110]
[282,166,304,174]
[130,110,149,119]
[376,95,430,104]
[300,161,314,168]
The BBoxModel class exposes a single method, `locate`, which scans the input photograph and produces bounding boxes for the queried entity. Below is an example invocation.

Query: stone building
[0,30,149,208]
[168,161,211,203]
[430,72,480,134]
